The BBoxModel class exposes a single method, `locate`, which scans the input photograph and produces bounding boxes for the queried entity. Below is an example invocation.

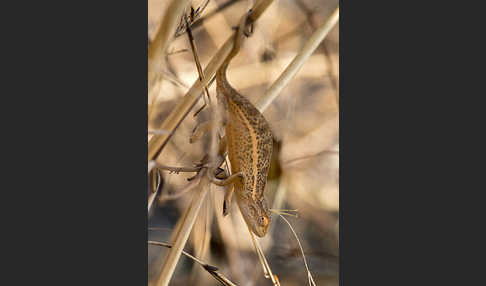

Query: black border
[339,1,477,284]
[5,0,148,284]
[6,0,477,284]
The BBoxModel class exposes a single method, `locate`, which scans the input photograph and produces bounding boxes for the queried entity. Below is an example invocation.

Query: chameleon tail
[216,10,254,87]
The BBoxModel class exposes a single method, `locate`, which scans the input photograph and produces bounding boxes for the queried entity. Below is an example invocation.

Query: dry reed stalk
[211,188,246,282]
[293,0,340,105]
[154,171,211,286]
[256,6,339,112]
[188,189,214,285]
[199,0,235,51]
[148,0,192,90]
[150,2,340,286]
[184,13,212,117]
[148,0,275,161]
[152,2,276,285]
[249,230,280,286]
[278,215,317,286]
[227,53,332,89]
[191,0,240,31]
[148,240,238,286]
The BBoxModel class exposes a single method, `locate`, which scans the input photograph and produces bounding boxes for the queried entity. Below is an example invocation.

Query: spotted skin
[215,32,273,238]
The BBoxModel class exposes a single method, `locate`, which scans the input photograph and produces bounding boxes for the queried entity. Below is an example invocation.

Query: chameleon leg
[223,185,234,217]
[191,118,237,217]
[208,171,243,186]
[208,170,243,217]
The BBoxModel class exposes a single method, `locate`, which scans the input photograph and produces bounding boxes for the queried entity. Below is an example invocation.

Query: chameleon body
[215,25,274,237]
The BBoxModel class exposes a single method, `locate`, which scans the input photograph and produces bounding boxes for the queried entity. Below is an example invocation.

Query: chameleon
[211,13,274,238]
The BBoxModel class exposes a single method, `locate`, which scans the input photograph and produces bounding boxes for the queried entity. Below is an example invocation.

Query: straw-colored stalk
[154,171,210,286]
[150,3,339,286]
[152,2,276,285]
[149,240,237,286]
[256,6,339,112]
[148,0,276,161]
[148,0,191,90]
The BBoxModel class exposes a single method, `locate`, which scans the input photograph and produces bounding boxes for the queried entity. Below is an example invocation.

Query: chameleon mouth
[253,225,268,237]
[240,210,267,237]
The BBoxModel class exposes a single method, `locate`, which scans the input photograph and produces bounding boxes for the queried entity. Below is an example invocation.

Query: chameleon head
[237,195,272,237]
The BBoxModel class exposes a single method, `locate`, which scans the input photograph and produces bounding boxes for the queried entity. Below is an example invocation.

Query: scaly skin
[215,20,273,237]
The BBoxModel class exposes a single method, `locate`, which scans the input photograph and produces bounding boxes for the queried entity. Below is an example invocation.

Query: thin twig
[153,163,201,174]
[149,240,206,264]
[249,230,280,286]
[150,168,162,194]
[185,14,212,117]
[148,129,171,135]
[148,0,275,161]
[149,240,238,286]
[270,209,299,218]
[293,0,339,104]
[153,3,275,285]
[147,164,201,213]
[191,0,240,31]
[256,6,339,112]
[175,0,211,37]
[167,48,189,55]
[283,149,339,166]
[154,171,209,286]
[149,0,192,89]
[278,215,317,286]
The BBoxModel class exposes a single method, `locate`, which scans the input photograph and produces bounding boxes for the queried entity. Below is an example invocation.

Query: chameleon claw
[214,167,227,179]
[223,200,229,217]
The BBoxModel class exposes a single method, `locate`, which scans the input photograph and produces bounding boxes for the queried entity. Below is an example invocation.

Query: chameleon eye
[259,216,269,227]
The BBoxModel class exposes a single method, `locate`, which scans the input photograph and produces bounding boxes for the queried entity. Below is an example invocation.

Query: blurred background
[148,0,338,285]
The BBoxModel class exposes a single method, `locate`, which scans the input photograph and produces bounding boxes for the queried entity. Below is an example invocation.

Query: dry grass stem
[148,0,275,161]
[166,48,189,55]
[294,0,339,104]
[278,214,317,286]
[148,160,202,213]
[185,15,212,116]
[152,162,201,174]
[148,0,192,89]
[249,230,280,286]
[256,6,339,112]
[152,3,276,284]
[149,240,238,286]
[190,0,239,31]
[148,0,338,285]
[283,149,339,166]
[148,129,170,135]
[270,209,299,218]
[174,0,211,38]
[154,172,210,286]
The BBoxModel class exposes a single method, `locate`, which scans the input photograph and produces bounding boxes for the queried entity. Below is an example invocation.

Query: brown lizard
[210,13,274,238]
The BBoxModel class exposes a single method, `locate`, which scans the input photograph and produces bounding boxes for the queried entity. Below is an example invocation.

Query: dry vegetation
[148,0,339,285]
